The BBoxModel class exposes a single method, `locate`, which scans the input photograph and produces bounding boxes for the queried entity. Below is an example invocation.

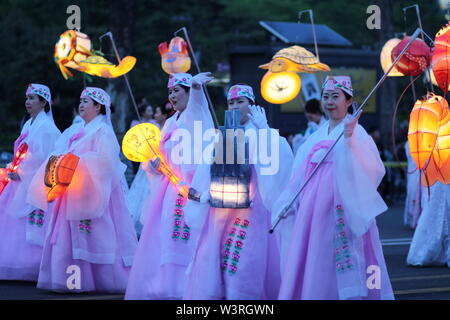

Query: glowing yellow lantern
[54,30,136,80]
[408,93,446,170]
[122,123,189,198]
[260,71,301,104]
[380,38,405,77]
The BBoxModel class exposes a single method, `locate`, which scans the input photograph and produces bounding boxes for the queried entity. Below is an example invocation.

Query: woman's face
[79,96,100,123]
[144,105,154,118]
[228,97,251,125]
[321,89,352,121]
[25,94,45,118]
[154,106,167,123]
[168,85,189,112]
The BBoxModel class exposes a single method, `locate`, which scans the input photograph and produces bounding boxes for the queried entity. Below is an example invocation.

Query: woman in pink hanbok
[0,84,61,281]
[182,85,294,300]
[27,87,137,293]
[125,73,215,300]
[273,76,394,300]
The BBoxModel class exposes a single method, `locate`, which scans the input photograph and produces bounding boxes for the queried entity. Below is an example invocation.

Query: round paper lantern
[432,23,450,93]
[380,38,405,77]
[392,36,432,76]
[408,93,446,170]
[260,71,301,104]
[122,123,161,162]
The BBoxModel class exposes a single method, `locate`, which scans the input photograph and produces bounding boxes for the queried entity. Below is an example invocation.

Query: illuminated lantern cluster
[44,153,80,202]
[0,143,28,194]
[380,38,405,77]
[391,36,432,77]
[158,36,191,74]
[54,30,136,80]
[122,123,189,198]
[432,23,450,93]
[408,93,450,185]
[259,45,330,105]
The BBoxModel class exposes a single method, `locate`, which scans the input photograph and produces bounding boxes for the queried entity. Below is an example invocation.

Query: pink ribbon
[13,131,29,154]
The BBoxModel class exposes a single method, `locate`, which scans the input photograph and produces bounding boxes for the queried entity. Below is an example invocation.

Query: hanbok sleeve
[335,125,388,237]
[64,126,125,220]
[254,129,294,213]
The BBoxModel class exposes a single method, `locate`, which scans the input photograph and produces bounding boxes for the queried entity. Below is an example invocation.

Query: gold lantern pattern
[54,30,136,80]
[259,45,330,105]
[122,123,190,198]
[210,109,251,209]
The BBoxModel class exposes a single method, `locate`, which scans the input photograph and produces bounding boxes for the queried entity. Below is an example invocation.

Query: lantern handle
[298,9,320,62]
[173,27,219,129]
[99,31,141,122]
[269,28,424,233]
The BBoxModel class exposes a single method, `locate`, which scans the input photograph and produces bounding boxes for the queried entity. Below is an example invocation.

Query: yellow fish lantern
[260,71,301,104]
[259,45,330,74]
[158,36,191,74]
[380,38,405,77]
[122,123,189,198]
[408,93,445,170]
[54,30,137,79]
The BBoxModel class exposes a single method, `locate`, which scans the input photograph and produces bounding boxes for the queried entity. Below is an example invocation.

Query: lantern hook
[173,27,219,129]
[98,31,141,121]
[298,9,320,62]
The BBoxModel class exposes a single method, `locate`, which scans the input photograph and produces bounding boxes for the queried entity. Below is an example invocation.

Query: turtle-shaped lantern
[259,45,330,73]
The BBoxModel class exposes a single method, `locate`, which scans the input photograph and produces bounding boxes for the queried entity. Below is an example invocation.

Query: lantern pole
[298,9,319,61]
[99,31,141,121]
[403,4,435,94]
[269,28,424,233]
[174,27,219,129]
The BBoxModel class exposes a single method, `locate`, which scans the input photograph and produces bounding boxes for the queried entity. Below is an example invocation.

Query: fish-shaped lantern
[54,30,136,80]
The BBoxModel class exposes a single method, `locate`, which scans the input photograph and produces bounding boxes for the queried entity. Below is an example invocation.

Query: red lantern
[408,93,445,170]
[432,23,450,93]
[0,143,28,195]
[391,36,432,76]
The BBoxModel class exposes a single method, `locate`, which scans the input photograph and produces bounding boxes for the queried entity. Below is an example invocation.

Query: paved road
[0,202,449,300]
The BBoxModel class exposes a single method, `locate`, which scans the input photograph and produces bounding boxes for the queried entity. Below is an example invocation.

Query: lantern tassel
[270,28,425,233]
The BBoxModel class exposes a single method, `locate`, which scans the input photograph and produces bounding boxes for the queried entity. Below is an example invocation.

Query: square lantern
[210,109,251,209]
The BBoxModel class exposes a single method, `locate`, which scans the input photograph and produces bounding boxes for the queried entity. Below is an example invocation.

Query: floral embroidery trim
[222,218,250,275]
[172,193,190,242]
[28,209,45,227]
[334,204,354,272]
[79,219,92,234]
